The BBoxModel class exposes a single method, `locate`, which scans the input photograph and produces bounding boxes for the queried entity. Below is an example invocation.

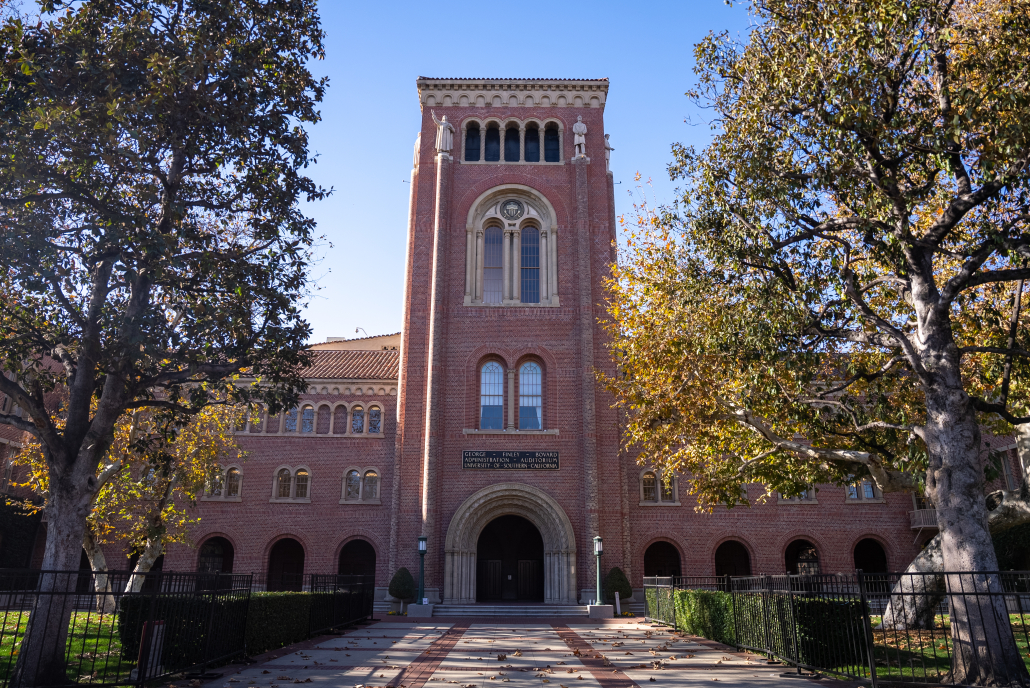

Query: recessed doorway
[476,515,544,601]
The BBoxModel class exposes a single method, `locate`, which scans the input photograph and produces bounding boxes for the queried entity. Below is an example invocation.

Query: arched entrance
[197,537,235,574]
[444,483,576,604]
[268,538,304,591]
[785,539,820,575]
[853,538,888,573]
[714,540,751,577]
[644,541,681,576]
[339,539,376,578]
[476,515,544,601]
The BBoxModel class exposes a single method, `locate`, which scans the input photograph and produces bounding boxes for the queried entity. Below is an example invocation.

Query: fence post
[786,577,802,675]
[856,570,878,688]
[762,575,773,664]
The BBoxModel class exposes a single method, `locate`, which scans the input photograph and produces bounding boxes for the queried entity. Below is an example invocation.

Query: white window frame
[270,465,312,503]
[845,477,885,504]
[201,464,243,502]
[339,465,383,505]
[639,468,680,507]
[778,485,819,504]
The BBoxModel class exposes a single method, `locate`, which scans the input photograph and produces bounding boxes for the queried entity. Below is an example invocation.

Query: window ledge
[463,428,559,435]
[238,432,386,439]
[464,299,562,308]
[339,499,382,505]
[269,498,312,504]
[846,498,886,504]
[778,500,819,505]
[638,501,681,507]
[200,496,242,503]
[460,160,565,166]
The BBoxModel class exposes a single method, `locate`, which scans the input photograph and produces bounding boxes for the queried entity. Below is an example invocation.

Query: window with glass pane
[642,472,656,501]
[301,406,314,433]
[483,227,503,304]
[661,477,675,502]
[369,407,382,433]
[504,127,520,161]
[519,362,542,429]
[465,124,480,161]
[363,470,378,500]
[524,127,540,162]
[284,407,298,432]
[226,468,240,497]
[351,407,364,433]
[294,469,309,499]
[847,483,859,499]
[210,472,223,496]
[544,126,560,162]
[480,362,504,429]
[346,470,361,500]
[520,228,540,304]
[862,480,876,499]
[484,126,500,161]
[277,469,292,498]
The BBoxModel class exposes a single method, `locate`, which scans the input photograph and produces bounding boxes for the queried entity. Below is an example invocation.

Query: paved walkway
[208,620,848,688]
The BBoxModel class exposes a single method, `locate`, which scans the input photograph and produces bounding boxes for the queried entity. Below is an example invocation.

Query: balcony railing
[910,508,938,529]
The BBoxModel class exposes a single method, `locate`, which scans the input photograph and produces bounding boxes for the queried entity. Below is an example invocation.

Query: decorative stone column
[549,227,560,305]
[480,126,486,162]
[519,125,526,163]
[506,367,516,430]
[474,228,484,303]
[501,228,512,302]
[540,229,549,303]
[512,228,521,303]
[464,228,474,305]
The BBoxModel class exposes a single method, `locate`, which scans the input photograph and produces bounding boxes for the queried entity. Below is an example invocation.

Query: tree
[0,0,325,684]
[603,0,1030,684]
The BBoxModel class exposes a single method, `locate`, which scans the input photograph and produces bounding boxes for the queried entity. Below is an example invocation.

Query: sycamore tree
[603,0,1030,684]
[0,0,325,684]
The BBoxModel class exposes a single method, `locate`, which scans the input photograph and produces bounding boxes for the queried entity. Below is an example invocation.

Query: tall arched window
[284,407,298,433]
[294,469,309,499]
[504,126,520,162]
[316,405,331,434]
[363,470,378,500]
[345,470,361,500]
[642,472,657,502]
[544,125,560,162]
[333,405,347,434]
[524,126,540,162]
[276,469,292,498]
[480,362,504,429]
[484,125,500,161]
[301,405,314,433]
[226,468,241,497]
[520,228,540,304]
[465,123,480,161]
[368,406,382,434]
[785,539,821,575]
[351,406,364,434]
[519,362,542,430]
[483,227,503,304]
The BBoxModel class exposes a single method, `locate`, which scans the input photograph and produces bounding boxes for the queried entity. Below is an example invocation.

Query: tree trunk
[125,538,163,594]
[921,378,1030,686]
[10,477,94,688]
[82,528,116,615]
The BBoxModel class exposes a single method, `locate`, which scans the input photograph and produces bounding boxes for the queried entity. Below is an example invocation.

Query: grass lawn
[0,610,135,684]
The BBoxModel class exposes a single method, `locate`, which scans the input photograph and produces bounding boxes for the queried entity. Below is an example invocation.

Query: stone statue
[604,133,614,171]
[412,132,421,168]
[572,115,587,158]
[431,110,454,154]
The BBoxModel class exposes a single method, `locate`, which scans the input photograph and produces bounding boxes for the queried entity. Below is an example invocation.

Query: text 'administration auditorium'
[157,78,1004,606]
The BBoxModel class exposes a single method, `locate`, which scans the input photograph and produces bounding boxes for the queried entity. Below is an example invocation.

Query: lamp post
[593,536,603,606]
[417,536,427,605]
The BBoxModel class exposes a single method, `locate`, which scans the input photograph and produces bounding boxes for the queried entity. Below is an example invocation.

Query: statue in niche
[604,133,614,171]
[431,110,454,153]
[572,115,587,158]
[412,132,421,168]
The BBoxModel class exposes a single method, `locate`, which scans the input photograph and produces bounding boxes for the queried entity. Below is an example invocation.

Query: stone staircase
[433,604,590,617]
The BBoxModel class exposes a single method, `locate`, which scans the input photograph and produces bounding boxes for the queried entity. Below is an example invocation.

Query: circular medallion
[500,199,525,221]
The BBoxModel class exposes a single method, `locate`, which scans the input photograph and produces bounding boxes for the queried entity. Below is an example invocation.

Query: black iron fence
[307,574,375,635]
[644,570,1030,687]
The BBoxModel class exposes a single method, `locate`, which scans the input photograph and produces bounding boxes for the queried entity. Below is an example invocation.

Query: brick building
[156,77,1021,607]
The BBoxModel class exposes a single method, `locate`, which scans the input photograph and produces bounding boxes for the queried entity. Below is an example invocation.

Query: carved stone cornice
[417,78,608,111]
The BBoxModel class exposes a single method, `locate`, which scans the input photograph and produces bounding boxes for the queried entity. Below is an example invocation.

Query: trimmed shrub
[604,567,633,603]
[388,567,416,601]
[245,592,312,655]
[792,596,868,668]
[674,590,735,646]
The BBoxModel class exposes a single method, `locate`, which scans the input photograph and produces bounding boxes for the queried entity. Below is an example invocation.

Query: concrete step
[433,605,589,617]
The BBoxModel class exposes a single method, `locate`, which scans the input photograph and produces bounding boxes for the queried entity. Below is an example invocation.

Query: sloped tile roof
[301,349,399,381]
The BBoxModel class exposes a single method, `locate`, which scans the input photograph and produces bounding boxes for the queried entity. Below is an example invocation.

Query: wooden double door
[475,515,544,601]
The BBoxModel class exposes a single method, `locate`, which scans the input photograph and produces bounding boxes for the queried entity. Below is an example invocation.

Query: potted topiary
[387,567,416,614]
[604,567,633,606]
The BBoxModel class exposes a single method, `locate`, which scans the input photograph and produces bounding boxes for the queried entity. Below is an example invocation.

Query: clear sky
[301,0,751,344]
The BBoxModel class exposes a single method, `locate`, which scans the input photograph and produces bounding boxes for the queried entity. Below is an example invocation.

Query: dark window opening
[644,541,681,577]
[544,126,560,162]
[465,124,480,161]
[785,539,820,575]
[268,538,305,591]
[714,541,751,577]
[483,227,503,304]
[198,536,235,574]
[338,539,377,578]
[485,126,500,161]
[524,127,540,162]
[520,227,540,303]
[504,127,520,162]
[476,515,543,601]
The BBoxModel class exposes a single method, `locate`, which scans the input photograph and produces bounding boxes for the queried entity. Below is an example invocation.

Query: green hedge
[245,593,313,655]
[674,590,735,645]
[791,596,868,668]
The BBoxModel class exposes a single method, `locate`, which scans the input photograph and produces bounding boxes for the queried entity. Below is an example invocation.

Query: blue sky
[301,0,750,344]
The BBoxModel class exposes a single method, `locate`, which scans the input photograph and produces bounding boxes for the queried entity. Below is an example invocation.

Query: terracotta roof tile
[301,349,398,381]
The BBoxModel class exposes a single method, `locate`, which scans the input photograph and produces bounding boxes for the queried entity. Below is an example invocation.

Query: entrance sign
[462,451,559,470]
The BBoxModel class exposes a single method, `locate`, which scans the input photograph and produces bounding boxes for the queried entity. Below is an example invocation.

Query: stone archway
[444,483,577,604]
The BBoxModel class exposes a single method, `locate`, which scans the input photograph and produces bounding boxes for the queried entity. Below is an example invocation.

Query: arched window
[484,125,500,161]
[351,406,364,434]
[465,122,481,161]
[345,470,361,500]
[544,125,560,162]
[661,478,675,502]
[197,537,235,574]
[368,406,382,434]
[642,472,656,502]
[644,541,681,577]
[785,539,821,575]
[267,538,305,592]
[363,470,378,500]
[294,469,309,499]
[284,407,298,433]
[853,538,888,573]
[333,405,347,434]
[480,362,504,429]
[226,468,241,497]
[301,405,314,433]
[714,540,752,577]
[316,405,331,434]
[519,362,542,430]
[483,227,503,304]
[266,411,281,434]
[504,126,520,162]
[338,539,376,577]
[276,469,292,498]
[520,228,540,304]
[524,125,540,162]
